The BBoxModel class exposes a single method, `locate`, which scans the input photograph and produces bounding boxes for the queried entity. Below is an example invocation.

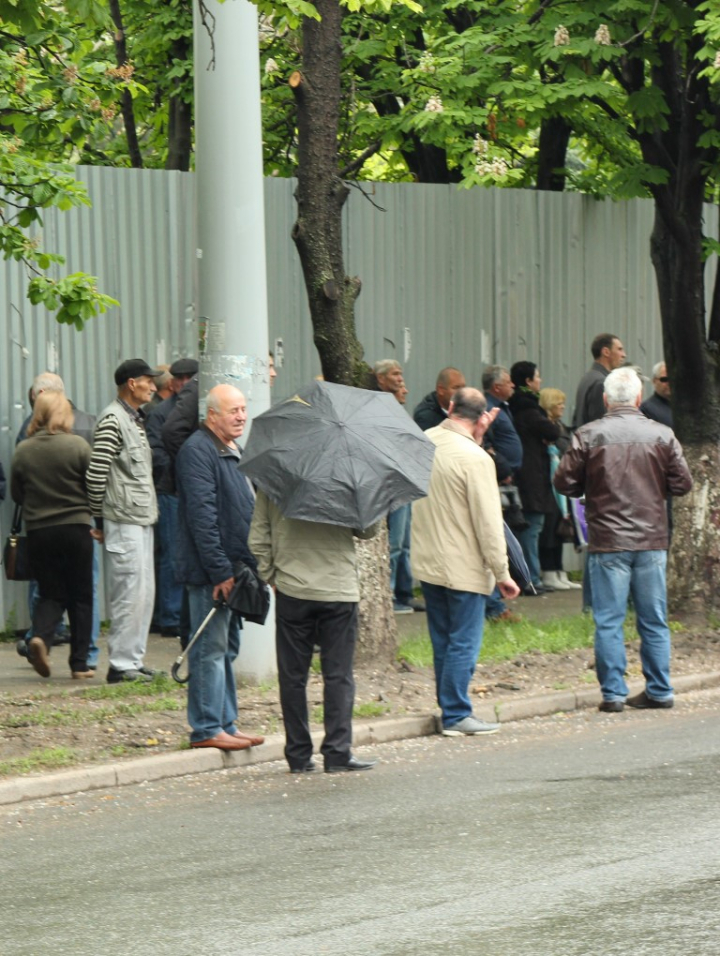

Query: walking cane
[171,600,223,684]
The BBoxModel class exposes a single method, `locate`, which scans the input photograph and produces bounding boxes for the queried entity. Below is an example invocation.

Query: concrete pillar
[194,0,275,682]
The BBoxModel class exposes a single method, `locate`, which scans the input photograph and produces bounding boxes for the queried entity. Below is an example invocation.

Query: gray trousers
[104,520,155,672]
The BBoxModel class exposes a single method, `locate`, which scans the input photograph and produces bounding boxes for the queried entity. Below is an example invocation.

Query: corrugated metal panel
[1,170,712,625]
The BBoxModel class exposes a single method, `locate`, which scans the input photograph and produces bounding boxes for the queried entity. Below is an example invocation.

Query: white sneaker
[541,571,570,590]
[442,716,501,736]
[558,571,582,590]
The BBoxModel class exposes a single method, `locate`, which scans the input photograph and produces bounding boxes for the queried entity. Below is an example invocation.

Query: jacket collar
[200,423,242,459]
[440,418,476,442]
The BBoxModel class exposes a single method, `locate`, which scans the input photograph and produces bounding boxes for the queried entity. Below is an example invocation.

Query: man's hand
[474,406,500,444]
[89,528,104,544]
[212,577,235,602]
[497,578,521,600]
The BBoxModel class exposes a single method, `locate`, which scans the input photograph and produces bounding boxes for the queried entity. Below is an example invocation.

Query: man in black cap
[86,359,164,683]
[145,358,199,637]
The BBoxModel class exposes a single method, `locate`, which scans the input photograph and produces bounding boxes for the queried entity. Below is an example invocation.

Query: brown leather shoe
[190,731,252,751]
[72,670,96,680]
[232,730,265,746]
[28,637,51,678]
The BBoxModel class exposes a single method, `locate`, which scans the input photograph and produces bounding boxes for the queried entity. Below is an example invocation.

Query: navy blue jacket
[175,425,256,587]
[484,393,523,473]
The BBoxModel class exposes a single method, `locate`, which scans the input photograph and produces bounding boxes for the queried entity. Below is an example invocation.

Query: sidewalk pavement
[2,589,719,807]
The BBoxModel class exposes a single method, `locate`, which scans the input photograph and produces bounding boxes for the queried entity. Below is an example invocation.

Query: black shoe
[289,760,316,774]
[160,626,181,638]
[16,639,29,659]
[106,667,154,684]
[626,691,674,709]
[523,585,545,597]
[325,756,377,773]
[599,700,624,713]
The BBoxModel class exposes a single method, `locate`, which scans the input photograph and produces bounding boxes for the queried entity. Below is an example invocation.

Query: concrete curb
[1,671,719,807]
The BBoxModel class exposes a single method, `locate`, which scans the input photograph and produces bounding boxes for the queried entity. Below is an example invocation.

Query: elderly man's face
[394,381,408,405]
[377,366,404,393]
[208,388,247,444]
[654,364,670,399]
[490,371,514,402]
[128,375,156,407]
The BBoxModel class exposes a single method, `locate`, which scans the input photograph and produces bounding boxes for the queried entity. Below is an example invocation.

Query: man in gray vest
[87,359,161,683]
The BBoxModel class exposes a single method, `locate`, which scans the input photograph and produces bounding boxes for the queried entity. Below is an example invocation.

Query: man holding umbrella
[244,380,436,773]
[411,387,521,736]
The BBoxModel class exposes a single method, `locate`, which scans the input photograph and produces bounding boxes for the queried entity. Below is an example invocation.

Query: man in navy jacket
[175,383,264,751]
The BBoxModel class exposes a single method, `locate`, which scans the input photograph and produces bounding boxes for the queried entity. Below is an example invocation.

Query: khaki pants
[104,520,155,672]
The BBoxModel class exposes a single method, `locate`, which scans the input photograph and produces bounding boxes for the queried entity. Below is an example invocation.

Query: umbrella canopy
[240,381,435,528]
[504,522,533,592]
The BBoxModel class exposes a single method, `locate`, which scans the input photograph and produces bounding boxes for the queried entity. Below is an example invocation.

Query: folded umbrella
[504,521,534,592]
[240,381,435,528]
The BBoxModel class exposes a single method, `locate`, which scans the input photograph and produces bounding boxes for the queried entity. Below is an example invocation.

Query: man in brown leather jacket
[554,367,692,713]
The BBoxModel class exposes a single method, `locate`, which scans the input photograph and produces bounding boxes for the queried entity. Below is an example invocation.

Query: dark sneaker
[106,667,154,684]
[626,691,674,709]
[16,639,29,659]
[599,700,625,713]
[138,666,166,678]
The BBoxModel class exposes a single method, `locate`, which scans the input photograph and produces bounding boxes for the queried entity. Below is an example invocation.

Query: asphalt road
[3,689,719,956]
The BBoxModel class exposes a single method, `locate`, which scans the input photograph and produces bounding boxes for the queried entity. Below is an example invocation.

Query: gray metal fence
[1,169,715,625]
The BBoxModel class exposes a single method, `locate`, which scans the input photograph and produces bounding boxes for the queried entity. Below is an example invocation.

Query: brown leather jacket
[553,405,692,552]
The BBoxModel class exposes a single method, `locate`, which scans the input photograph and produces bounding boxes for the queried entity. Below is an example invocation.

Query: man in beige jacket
[249,493,377,774]
[412,387,520,736]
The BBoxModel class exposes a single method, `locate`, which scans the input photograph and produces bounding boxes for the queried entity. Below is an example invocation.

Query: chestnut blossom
[472,134,488,157]
[595,24,611,46]
[714,50,720,69]
[265,58,279,75]
[424,95,443,113]
[418,53,436,74]
[554,25,570,47]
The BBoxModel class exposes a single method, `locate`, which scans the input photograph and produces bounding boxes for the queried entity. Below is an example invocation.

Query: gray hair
[373,359,401,377]
[153,366,172,389]
[604,367,642,405]
[450,387,487,422]
[652,361,666,379]
[32,372,65,399]
[481,365,509,392]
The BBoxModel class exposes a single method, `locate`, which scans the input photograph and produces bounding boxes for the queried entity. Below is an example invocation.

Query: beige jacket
[411,419,509,594]
[248,490,376,603]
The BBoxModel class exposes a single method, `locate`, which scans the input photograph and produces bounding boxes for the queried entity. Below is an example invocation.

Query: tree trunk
[291,0,367,387]
[354,525,398,665]
[536,115,570,192]
[667,444,720,621]
[108,0,143,169]
[292,0,398,660]
[165,35,193,172]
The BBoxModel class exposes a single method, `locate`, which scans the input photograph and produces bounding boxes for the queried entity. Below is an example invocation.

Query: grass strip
[0,747,78,776]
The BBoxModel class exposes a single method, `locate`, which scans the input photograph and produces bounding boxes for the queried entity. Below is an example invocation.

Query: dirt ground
[1,623,719,774]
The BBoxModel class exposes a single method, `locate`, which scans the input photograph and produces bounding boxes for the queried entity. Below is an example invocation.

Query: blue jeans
[516,512,545,587]
[421,582,487,728]
[187,585,241,742]
[388,504,414,606]
[485,586,507,619]
[589,550,673,703]
[157,494,183,628]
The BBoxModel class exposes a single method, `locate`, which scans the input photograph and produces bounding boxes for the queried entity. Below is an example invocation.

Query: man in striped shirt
[86,359,162,683]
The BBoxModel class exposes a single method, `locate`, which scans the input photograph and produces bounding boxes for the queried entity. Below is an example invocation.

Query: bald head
[205,384,247,445]
[436,367,466,410]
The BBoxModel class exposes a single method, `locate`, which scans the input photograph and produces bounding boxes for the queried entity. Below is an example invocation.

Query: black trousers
[28,524,93,672]
[275,591,357,769]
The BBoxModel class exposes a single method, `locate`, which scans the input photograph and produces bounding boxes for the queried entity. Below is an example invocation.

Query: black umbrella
[240,381,435,528]
[504,521,534,592]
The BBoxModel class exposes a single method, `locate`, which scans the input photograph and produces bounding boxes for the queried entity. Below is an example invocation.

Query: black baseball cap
[114,359,162,386]
[169,358,199,377]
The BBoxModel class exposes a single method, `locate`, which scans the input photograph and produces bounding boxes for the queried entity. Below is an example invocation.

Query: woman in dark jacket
[508,361,560,594]
[11,392,94,679]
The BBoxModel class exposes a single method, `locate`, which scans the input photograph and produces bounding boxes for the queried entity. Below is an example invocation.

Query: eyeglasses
[657,376,669,383]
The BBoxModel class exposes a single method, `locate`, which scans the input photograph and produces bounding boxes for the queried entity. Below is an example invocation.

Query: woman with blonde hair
[538,387,580,591]
[11,391,95,679]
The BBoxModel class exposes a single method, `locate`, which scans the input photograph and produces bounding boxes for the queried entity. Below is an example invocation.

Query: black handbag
[227,560,271,625]
[3,505,31,581]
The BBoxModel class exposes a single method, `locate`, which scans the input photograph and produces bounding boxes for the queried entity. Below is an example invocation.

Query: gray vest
[96,401,158,525]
